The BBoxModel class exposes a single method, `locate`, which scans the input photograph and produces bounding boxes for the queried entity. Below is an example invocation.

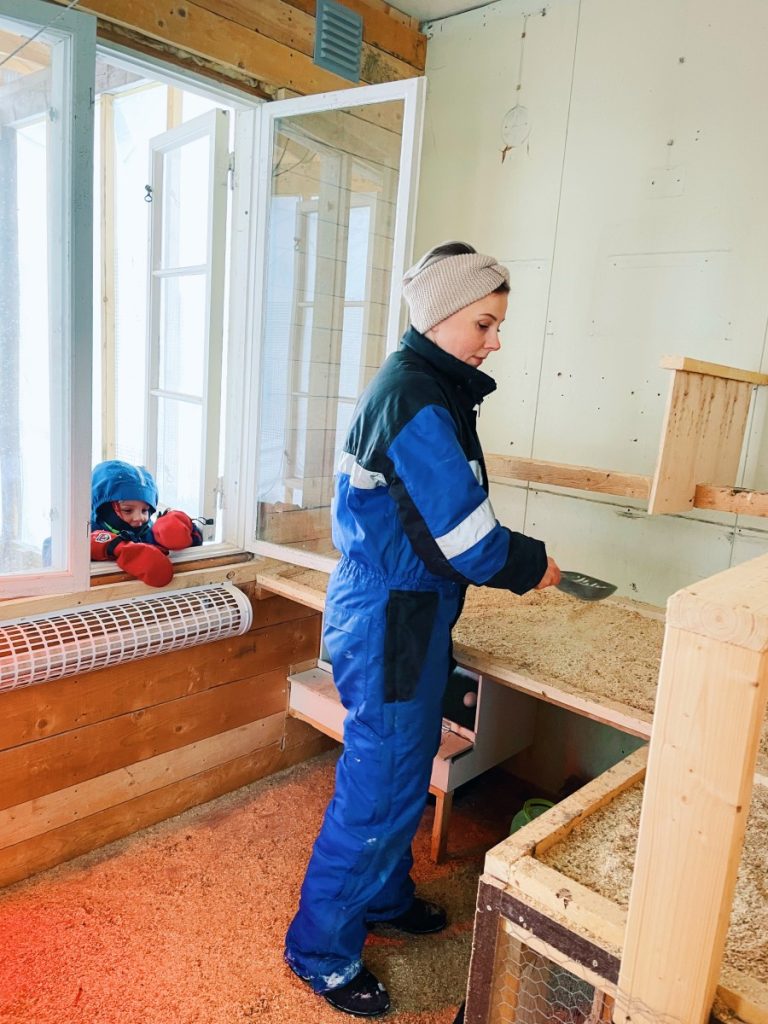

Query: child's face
[114,501,151,528]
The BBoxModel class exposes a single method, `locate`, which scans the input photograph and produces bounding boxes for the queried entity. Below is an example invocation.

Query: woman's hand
[534,556,562,590]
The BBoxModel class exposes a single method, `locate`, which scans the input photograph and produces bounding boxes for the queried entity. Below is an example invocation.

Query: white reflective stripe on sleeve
[435,498,497,560]
[468,459,483,485]
[337,451,387,490]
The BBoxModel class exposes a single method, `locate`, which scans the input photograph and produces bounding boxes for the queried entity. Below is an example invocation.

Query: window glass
[91,63,234,543]
[254,100,404,558]
[0,17,76,580]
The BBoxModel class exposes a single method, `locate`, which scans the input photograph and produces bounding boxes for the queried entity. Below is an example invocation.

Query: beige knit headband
[402,250,510,334]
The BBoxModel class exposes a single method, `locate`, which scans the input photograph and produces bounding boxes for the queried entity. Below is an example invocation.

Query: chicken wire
[0,583,253,691]
[486,925,614,1024]
[468,880,732,1024]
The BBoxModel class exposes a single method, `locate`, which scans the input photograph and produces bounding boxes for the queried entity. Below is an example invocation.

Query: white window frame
[91,43,263,563]
[145,108,230,531]
[239,77,426,566]
[0,0,95,598]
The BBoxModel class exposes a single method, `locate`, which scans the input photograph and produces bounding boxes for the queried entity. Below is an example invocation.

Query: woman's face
[426,291,508,368]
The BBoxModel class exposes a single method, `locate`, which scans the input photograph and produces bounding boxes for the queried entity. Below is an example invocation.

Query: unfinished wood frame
[615,553,768,1024]
[51,0,425,99]
[468,760,768,1023]
[648,356,768,515]
[486,355,768,519]
[465,554,768,1024]
[466,875,621,1024]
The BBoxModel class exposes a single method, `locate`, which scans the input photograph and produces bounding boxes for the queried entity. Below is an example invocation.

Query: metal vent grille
[314,0,363,83]
[0,583,253,692]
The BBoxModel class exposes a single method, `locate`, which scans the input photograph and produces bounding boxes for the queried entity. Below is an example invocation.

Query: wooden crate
[466,553,768,1024]
[468,748,767,1024]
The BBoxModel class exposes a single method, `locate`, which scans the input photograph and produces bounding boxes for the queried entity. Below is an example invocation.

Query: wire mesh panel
[0,583,253,691]
[487,922,614,1024]
[466,878,620,1024]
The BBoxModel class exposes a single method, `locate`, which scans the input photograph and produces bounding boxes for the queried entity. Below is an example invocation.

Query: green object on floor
[509,797,555,835]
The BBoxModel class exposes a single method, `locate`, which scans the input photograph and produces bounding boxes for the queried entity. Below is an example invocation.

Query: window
[0,0,94,596]
[0,6,423,598]
[91,60,239,546]
[248,81,425,566]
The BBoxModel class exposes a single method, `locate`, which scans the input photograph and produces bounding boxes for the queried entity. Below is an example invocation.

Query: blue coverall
[285,327,548,992]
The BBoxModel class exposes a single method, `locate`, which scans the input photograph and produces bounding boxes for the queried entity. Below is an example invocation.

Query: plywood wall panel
[418,0,768,605]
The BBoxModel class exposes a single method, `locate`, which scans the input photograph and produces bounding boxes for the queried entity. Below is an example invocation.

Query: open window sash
[144,108,230,534]
[0,0,95,598]
[243,77,425,569]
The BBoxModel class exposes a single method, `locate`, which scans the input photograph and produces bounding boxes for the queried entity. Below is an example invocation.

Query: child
[90,460,203,587]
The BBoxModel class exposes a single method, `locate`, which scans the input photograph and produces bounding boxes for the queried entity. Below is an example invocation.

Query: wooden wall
[54,0,426,98]
[0,570,330,888]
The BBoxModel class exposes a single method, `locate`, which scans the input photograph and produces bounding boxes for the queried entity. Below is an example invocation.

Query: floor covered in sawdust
[0,748,531,1024]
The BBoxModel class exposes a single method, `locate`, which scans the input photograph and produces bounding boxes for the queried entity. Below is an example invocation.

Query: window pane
[255,99,403,557]
[112,86,166,465]
[0,22,63,575]
[159,273,206,395]
[161,134,210,268]
[155,398,202,516]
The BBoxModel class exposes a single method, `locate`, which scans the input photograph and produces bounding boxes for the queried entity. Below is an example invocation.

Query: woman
[285,242,560,1016]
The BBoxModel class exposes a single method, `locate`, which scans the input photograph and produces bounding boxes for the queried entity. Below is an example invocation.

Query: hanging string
[0,0,82,71]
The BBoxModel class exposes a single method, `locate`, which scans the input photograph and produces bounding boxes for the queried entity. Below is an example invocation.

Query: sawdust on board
[454,587,663,713]
[269,568,768,776]
[538,781,768,987]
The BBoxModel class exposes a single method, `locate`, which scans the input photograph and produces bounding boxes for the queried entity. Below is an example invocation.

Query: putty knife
[555,570,617,602]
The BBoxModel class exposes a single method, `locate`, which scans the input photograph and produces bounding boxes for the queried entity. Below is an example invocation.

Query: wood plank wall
[54,0,426,98]
[0,578,330,888]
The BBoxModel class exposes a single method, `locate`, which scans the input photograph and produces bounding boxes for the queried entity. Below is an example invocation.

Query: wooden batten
[659,355,768,388]
[485,454,651,500]
[486,453,768,517]
[0,558,261,620]
[615,554,768,1024]
[694,484,768,517]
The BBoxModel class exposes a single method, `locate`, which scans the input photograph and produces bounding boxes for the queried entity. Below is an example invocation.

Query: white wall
[416,0,768,606]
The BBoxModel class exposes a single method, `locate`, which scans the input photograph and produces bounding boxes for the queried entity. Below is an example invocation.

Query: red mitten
[152,510,197,550]
[114,541,174,587]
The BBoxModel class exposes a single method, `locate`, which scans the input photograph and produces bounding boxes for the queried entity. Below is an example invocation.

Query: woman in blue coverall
[285,242,561,1016]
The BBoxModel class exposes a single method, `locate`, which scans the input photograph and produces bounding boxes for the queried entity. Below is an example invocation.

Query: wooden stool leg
[430,787,453,863]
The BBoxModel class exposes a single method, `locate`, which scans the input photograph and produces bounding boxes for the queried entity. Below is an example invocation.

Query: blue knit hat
[91,461,158,520]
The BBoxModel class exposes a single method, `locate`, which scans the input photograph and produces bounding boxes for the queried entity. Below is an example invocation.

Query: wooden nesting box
[467,748,768,1024]
[648,356,768,515]
[465,553,768,1024]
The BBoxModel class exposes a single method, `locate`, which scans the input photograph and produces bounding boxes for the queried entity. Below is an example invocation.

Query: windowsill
[89,545,254,587]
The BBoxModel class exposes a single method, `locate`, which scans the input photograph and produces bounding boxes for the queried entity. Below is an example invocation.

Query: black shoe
[378,897,447,935]
[323,968,391,1017]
